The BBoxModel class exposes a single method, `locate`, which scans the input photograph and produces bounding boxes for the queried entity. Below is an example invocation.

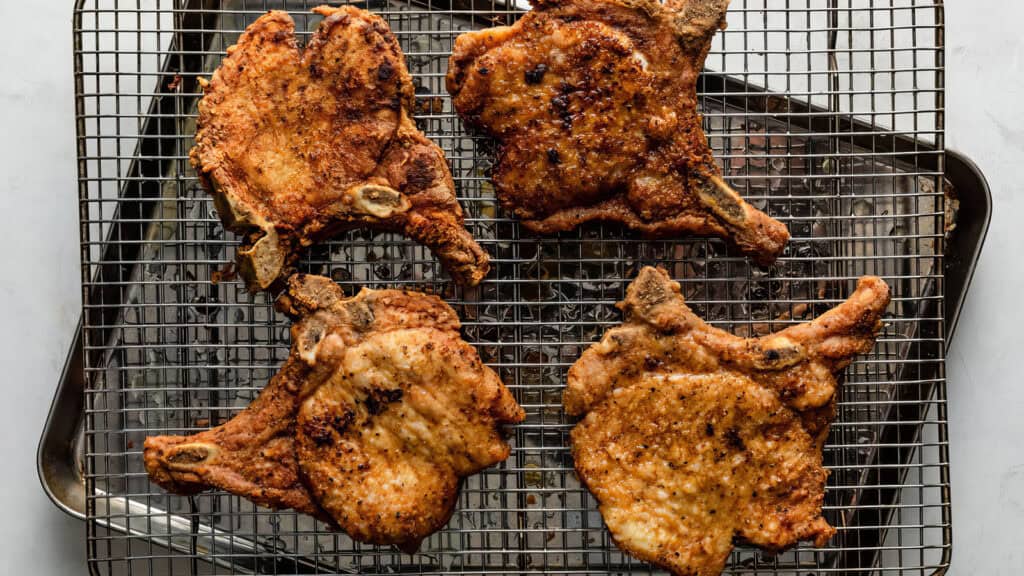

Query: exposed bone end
[276,275,373,366]
[277,274,378,328]
[754,335,806,370]
[344,184,412,219]
[696,175,747,226]
[142,437,217,495]
[162,442,220,470]
[237,227,286,292]
[208,181,287,292]
[276,274,345,317]
[276,276,343,363]
[624,266,679,309]
[668,0,731,49]
[696,175,789,265]
[618,267,688,332]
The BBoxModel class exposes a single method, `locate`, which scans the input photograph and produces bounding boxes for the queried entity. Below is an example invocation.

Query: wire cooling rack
[74,0,949,574]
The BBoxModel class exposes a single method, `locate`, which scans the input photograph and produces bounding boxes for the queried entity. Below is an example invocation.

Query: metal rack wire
[74,0,949,574]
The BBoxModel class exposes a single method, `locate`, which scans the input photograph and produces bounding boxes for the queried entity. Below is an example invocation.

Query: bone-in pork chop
[565,267,889,575]
[573,373,832,576]
[144,274,523,550]
[447,0,789,264]
[191,6,490,292]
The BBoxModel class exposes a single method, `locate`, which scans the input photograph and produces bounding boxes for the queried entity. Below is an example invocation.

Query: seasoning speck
[525,63,548,84]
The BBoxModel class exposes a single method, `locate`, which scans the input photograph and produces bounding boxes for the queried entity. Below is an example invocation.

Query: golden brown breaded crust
[142,358,329,521]
[191,6,489,291]
[565,266,889,575]
[447,0,789,264]
[565,266,890,445]
[295,328,523,548]
[572,373,833,576]
[144,274,523,549]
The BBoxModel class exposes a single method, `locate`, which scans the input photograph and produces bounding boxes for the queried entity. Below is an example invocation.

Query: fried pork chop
[447,0,789,264]
[144,274,524,550]
[573,374,831,576]
[191,6,490,292]
[565,267,889,575]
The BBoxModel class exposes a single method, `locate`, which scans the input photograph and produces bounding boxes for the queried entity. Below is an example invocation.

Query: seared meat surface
[144,274,523,550]
[191,6,489,292]
[573,373,831,576]
[447,0,789,264]
[566,267,889,575]
[566,267,891,444]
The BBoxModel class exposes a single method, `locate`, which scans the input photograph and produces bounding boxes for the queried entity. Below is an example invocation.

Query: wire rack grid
[74,0,949,574]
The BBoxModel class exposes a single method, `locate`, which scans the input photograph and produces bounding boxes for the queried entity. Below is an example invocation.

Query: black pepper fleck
[524,63,548,84]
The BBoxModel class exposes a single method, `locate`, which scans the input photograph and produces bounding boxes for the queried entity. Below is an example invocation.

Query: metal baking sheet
[42,0,964,574]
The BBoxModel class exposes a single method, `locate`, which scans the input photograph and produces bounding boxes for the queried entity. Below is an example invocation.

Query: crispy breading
[447,0,789,264]
[144,274,523,550]
[573,373,832,576]
[191,6,489,291]
[566,267,889,575]
[566,267,891,445]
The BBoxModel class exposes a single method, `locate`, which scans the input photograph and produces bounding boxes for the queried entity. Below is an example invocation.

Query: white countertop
[1,1,1020,574]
